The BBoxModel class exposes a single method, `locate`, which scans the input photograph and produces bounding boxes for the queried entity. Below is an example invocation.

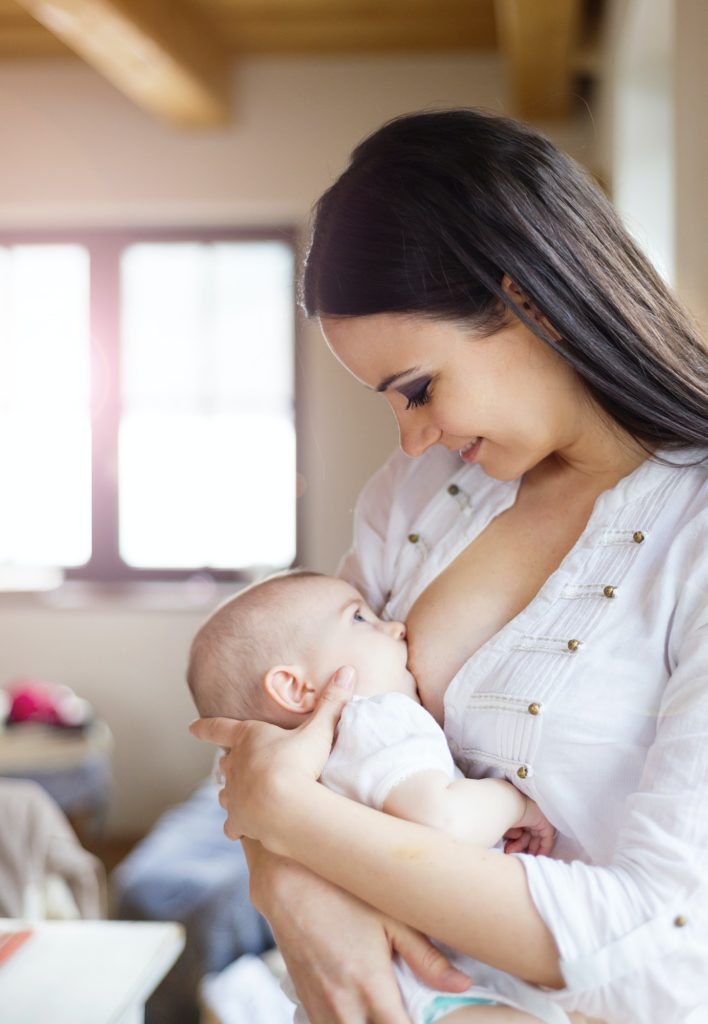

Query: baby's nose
[384,619,406,640]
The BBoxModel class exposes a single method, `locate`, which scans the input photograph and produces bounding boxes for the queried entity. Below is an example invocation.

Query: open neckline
[411,449,692,713]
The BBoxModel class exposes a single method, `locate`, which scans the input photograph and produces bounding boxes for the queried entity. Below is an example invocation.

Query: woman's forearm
[263,777,564,988]
[240,835,290,917]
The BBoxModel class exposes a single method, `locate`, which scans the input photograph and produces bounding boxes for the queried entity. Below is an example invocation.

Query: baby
[188,571,568,1024]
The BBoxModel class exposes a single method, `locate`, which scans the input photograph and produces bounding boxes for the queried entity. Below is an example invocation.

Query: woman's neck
[529,412,652,495]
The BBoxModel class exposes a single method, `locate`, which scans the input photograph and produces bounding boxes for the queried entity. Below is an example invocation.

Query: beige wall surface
[674,0,708,327]
[0,52,611,833]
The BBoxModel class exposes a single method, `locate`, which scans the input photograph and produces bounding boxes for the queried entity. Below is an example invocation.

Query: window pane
[119,241,295,569]
[0,245,91,567]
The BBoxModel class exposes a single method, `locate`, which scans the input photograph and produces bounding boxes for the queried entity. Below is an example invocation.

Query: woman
[192,110,708,1023]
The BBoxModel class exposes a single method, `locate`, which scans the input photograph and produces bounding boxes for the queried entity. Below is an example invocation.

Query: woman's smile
[459,437,482,463]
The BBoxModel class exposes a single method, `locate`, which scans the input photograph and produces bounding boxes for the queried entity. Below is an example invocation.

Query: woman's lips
[459,437,482,463]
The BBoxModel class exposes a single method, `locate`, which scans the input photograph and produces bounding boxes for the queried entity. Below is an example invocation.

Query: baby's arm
[382,772,555,854]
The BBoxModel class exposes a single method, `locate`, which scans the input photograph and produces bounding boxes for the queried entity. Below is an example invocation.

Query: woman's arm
[253,756,562,986]
[194,677,564,988]
[241,838,474,1024]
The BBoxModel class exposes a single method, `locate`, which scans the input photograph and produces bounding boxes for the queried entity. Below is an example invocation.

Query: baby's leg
[441,1006,544,1023]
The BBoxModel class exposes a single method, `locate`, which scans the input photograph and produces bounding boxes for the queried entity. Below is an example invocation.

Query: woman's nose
[396,412,440,458]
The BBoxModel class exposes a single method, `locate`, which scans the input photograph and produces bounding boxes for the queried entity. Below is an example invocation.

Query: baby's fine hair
[186,570,323,723]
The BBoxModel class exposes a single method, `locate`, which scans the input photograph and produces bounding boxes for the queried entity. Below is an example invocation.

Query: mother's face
[321,307,589,482]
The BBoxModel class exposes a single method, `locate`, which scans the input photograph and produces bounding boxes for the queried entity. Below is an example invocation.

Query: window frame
[0,225,301,584]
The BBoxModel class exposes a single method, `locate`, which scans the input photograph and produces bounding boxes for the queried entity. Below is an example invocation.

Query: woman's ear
[501,274,561,341]
[263,666,318,715]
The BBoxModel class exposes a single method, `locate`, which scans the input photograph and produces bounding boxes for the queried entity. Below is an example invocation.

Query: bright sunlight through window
[119,241,296,570]
[0,244,92,569]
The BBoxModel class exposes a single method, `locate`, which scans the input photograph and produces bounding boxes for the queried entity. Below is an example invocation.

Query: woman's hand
[189,665,356,845]
[244,840,473,1024]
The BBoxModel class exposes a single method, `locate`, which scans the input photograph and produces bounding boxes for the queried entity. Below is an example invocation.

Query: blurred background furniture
[0,917,185,1024]
[0,777,105,920]
[0,720,113,845]
[113,780,272,1024]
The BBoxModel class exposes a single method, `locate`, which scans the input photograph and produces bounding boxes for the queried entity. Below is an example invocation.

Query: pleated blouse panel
[378,450,704,866]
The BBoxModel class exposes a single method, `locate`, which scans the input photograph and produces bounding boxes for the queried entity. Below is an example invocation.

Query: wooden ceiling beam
[12,0,230,126]
[495,0,582,119]
[214,13,497,54]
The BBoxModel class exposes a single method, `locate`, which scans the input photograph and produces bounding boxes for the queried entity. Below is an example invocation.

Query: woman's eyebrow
[374,367,422,392]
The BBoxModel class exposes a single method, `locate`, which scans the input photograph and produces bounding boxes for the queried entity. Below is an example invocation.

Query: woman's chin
[476,448,528,482]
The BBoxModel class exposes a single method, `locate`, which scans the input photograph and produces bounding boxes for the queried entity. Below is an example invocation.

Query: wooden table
[0,918,185,1023]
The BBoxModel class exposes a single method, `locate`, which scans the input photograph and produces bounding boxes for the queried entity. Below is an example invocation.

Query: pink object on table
[4,678,92,728]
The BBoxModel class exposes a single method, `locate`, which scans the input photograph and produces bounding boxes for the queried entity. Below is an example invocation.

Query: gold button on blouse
[407,533,420,544]
[447,484,460,496]
[517,766,528,779]
[603,585,616,599]
[528,702,541,716]
[567,639,581,652]
[633,531,645,544]
[674,915,688,928]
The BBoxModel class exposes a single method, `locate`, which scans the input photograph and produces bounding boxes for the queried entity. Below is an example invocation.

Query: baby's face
[301,577,417,700]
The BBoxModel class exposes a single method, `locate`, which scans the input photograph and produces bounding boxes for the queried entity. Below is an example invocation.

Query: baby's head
[187,572,415,728]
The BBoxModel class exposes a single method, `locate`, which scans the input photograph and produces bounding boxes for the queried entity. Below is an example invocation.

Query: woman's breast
[405,496,593,718]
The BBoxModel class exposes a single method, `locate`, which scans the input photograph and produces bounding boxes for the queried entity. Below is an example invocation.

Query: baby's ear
[263,666,318,715]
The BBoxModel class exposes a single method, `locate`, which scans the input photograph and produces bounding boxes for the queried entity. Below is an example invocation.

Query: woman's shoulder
[656,449,708,526]
[602,447,708,524]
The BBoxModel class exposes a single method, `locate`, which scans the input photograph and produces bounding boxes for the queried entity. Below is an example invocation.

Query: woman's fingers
[390,922,472,993]
[303,665,356,738]
[304,982,411,1024]
[190,668,354,847]
[189,715,241,747]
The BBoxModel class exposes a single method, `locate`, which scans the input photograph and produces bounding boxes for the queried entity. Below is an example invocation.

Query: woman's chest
[405,491,597,718]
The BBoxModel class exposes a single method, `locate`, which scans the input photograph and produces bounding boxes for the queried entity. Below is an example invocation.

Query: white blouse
[339,445,708,1024]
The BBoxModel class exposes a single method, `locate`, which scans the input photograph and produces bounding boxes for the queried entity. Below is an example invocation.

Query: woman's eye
[403,381,431,410]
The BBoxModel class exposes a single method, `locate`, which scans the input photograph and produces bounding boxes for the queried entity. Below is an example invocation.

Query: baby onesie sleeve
[321,693,458,811]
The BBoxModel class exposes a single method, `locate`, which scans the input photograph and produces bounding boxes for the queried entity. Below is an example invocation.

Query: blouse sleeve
[516,533,708,1024]
[337,448,410,613]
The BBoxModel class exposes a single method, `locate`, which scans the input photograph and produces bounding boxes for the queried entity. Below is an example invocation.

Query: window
[0,228,297,585]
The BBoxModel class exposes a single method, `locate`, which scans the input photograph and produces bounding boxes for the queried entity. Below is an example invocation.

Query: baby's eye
[402,380,432,410]
[353,609,367,623]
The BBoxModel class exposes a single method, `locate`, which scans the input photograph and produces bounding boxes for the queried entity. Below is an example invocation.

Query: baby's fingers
[504,832,531,855]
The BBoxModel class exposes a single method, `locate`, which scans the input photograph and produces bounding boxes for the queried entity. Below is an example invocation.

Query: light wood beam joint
[13,0,230,127]
[495,0,582,119]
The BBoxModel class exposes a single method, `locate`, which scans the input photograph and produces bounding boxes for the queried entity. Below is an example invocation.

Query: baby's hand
[503,799,557,856]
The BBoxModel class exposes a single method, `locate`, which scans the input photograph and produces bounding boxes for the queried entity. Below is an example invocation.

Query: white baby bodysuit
[321,691,459,808]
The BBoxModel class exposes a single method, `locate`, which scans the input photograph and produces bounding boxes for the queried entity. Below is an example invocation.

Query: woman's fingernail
[337,666,355,691]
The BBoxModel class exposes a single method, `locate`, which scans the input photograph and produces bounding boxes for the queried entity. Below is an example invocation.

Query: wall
[606,0,675,283]
[674,0,708,326]
[0,52,597,833]
[596,0,708,326]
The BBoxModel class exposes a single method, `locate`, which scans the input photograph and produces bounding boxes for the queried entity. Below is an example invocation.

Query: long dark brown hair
[302,109,708,452]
